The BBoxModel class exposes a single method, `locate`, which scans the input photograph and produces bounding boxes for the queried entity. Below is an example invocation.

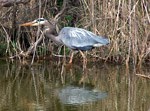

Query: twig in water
[136,74,150,79]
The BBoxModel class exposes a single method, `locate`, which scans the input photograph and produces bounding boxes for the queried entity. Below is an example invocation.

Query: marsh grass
[0,0,149,65]
[79,0,150,65]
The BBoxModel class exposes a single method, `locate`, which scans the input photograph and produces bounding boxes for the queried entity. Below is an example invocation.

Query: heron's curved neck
[43,22,62,45]
[45,33,62,45]
[44,21,56,34]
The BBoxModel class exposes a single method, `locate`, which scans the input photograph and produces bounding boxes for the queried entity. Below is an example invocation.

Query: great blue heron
[20,18,109,64]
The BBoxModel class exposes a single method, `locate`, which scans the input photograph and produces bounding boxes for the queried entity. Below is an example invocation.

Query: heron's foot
[68,60,72,64]
[68,51,75,64]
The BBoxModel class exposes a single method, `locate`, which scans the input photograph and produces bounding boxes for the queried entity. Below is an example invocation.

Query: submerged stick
[136,74,150,79]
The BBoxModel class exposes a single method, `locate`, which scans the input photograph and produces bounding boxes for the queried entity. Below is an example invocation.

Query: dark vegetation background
[0,0,149,66]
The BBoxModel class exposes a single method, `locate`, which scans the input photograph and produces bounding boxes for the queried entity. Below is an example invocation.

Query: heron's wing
[59,27,109,50]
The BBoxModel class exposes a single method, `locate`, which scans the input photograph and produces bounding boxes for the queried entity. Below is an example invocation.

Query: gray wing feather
[59,27,109,49]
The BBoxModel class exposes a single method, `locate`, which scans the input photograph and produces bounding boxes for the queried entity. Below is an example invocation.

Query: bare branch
[0,0,30,7]
[9,31,45,59]
[136,74,150,79]
[10,0,68,62]
[54,0,68,22]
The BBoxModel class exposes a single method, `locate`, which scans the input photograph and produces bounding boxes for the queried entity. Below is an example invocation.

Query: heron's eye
[36,18,45,22]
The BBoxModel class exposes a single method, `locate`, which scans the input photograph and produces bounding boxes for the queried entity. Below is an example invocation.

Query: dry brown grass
[0,0,149,65]
[79,0,150,65]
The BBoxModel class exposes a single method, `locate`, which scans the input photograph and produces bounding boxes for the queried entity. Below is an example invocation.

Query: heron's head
[20,18,48,26]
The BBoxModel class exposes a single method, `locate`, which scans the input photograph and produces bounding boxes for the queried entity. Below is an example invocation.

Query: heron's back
[59,27,109,51]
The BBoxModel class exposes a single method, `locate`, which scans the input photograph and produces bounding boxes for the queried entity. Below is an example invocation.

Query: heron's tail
[95,36,110,45]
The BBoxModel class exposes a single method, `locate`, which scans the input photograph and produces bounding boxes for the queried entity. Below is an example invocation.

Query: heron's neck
[43,21,62,45]
[44,21,56,33]
[44,28,62,45]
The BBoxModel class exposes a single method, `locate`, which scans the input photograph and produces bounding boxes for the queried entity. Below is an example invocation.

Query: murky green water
[0,59,149,111]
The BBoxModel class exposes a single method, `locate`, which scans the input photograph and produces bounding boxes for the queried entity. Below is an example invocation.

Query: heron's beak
[20,21,36,26]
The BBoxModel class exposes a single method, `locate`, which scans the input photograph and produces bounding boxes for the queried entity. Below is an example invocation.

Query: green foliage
[59,46,70,55]
[0,43,7,56]
[57,0,63,6]
[37,46,49,56]
[65,15,73,22]
[64,15,73,26]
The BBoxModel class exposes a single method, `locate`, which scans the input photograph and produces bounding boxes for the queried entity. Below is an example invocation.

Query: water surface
[0,59,149,111]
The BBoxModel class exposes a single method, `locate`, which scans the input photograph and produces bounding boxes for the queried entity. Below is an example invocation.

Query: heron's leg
[79,50,87,69]
[69,51,74,64]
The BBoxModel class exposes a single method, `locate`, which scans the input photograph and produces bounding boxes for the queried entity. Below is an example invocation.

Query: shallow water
[0,59,149,111]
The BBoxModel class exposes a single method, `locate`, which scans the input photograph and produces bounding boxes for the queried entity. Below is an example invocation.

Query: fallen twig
[136,74,150,79]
